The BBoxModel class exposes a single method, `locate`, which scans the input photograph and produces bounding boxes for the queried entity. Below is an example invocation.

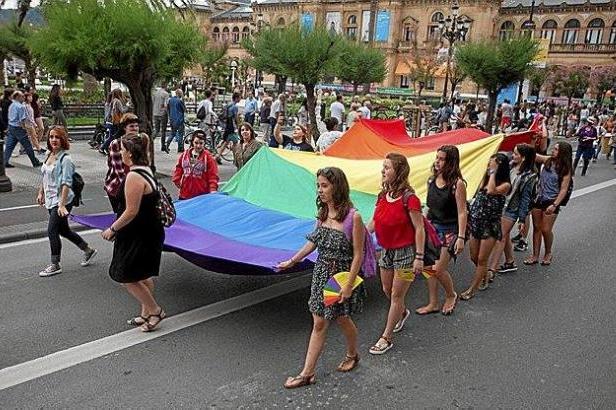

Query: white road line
[0,229,100,250]
[0,198,94,213]
[0,274,311,391]
[570,178,616,199]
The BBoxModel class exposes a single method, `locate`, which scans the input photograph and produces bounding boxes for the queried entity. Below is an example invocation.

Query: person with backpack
[172,130,219,199]
[37,126,97,277]
[416,145,467,316]
[367,153,426,355]
[277,167,369,388]
[524,142,573,266]
[489,144,538,275]
[215,92,241,164]
[101,133,166,332]
[163,89,187,154]
[460,153,511,300]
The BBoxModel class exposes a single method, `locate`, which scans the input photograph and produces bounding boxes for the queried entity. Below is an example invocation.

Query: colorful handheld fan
[323,271,364,307]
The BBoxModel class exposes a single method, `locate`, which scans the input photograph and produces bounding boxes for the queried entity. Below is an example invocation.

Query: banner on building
[326,12,342,34]
[533,38,550,68]
[375,10,390,42]
[301,12,315,31]
[361,10,371,42]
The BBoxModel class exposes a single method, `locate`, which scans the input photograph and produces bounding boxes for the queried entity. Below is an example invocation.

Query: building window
[541,20,557,44]
[428,12,444,41]
[277,17,285,27]
[348,15,357,26]
[610,21,616,44]
[346,27,357,39]
[400,76,409,88]
[242,26,250,40]
[562,19,580,44]
[499,21,515,41]
[222,27,229,42]
[426,77,435,90]
[212,27,220,42]
[232,27,240,43]
[585,18,604,44]
[404,25,415,42]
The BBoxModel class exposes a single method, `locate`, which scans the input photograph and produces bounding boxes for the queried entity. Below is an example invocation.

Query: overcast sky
[2,0,41,8]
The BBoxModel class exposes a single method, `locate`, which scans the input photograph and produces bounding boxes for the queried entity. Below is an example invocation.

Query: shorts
[533,199,561,215]
[433,223,458,248]
[223,131,240,143]
[503,208,520,222]
[379,245,415,272]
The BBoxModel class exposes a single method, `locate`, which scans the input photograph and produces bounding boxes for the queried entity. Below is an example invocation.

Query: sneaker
[592,158,597,163]
[38,148,47,155]
[511,232,522,243]
[32,160,42,168]
[39,263,62,277]
[80,248,98,267]
[498,262,518,273]
[393,308,410,333]
[514,240,528,252]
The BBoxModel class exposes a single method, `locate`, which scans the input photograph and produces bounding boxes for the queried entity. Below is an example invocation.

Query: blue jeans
[166,122,185,151]
[100,124,118,151]
[4,125,39,166]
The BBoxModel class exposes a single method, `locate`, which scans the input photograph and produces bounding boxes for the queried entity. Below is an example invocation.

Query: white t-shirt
[317,130,343,152]
[152,88,169,117]
[359,106,371,119]
[330,101,345,122]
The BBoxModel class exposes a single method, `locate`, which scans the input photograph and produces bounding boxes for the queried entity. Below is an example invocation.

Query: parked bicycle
[182,120,234,163]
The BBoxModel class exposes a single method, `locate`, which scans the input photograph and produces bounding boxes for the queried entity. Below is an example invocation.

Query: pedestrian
[268,94,286,146]
[524,142,573,266]
[164,89,187,154]
[37,126,97,277]
[460,153,511,300]
[416,145,467,316]
[329,94,345,124]
[316,117,342,152]
[359,100,371,119]
[99,89,127,154]
[259,97,272,142]
[243,92,258,126]
[3,91,42,168]
[277,167,367,388]
[196,89,217,130]
[104,113,140,214]
[489,144,537,275]
[346,102,360,130]
[49,84,67,129]
[297,98,309,126]
[1,88,14,140]
[23,92,45,154]
[368,153,425,355]
[215,92,241,163]
[31,93,45,148]
[572,117,597,176]
[172,129,219,200]
[101,133,166,332]
[500,99,513,131]
[592,117,607,162]
[152,84,169,147]
[233,123,263,170]
[272,116,314,152]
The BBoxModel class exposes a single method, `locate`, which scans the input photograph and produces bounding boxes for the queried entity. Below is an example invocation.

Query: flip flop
[523,259,539,265]
[415,307,440,315]
[441,293,458,316]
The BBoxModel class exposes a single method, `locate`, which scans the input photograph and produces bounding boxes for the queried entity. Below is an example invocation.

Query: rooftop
[501,0,611,7]
[211,5,253,20]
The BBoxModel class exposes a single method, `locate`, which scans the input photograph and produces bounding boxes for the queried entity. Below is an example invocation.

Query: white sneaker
[39,263,62,277]
[80,248,98,267]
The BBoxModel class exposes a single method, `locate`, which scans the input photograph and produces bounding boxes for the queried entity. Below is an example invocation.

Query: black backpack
[196,104,206,120]
[58,154,84,207]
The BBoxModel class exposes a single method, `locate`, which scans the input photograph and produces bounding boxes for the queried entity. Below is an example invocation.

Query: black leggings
[48,205,88,263]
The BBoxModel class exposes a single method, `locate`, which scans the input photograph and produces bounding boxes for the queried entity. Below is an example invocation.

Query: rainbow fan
[323,272,364,307]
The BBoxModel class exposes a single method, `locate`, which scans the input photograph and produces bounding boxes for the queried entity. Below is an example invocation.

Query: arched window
[610,21,616,44]
[222,26,229,42]
[232,26,240,43]
[541,20,557,44]
[242,26,250,40]
[277,17,285,27]
[212,27,220,42]
[428,12,444,40]
[346,15,358,39]
[499,21,515,41]
[585,18,604,44]
[562,19,580,44]
[348,15,357,26]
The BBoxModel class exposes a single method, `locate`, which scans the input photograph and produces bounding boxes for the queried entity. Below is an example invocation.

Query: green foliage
[335,41,387,89]
[526,65,549,97]
[547,65,590,103]
[0,20,32,61]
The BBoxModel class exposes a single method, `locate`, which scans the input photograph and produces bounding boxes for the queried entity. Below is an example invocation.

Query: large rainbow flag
[74,132,504,275]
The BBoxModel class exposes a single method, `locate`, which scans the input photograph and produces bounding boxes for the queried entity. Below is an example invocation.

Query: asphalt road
[0,160,615,408]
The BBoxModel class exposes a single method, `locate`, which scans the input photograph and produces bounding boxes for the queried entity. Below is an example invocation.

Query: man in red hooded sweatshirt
[172,130,219,200]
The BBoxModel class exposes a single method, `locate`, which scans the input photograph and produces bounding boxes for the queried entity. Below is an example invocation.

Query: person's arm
[409,208,425,275]
[273,117,284,145]
[454,180,468,254]
[37,182,45,206]
[171,155,183,188]
[340,212,365,303]
[517,177,535,230]
[57,157,74,217]
[485,168,511,195]
[103,173,146,239]
[546,173,571,215]
[277,240,317,270]
[57,185,71,217]
[206,153,219,192]
[109,143,126,180]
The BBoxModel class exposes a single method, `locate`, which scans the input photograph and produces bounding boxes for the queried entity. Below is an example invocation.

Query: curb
[0,223,92,245]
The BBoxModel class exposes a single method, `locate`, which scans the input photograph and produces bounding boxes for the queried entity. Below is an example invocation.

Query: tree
[201,43,228,87]
[546,65,590,108]
[589,65,616,104]
[0,21,38,87]
[336,41,387,94]
[455,37,538,131]
[243,26,346,139]
[29,0,205,138]
[447,61,467,101]
[526,65,550,100]
[407,48,441,98]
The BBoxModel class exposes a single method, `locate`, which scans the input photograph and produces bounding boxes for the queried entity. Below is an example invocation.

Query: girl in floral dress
[277,167,368,389]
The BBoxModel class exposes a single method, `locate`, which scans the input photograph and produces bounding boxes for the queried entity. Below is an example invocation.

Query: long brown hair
[121,132,150,166]
[316,167,353,223]
[382,152,413,198]
[545,141,573,179]
[433,145,464,187]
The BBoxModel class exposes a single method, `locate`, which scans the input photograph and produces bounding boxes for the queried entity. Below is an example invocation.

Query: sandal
[441,293,458,316]
[487,269,495,283]
[284,373,316,389]
[540,255,553,266]
[478,276,489,291]
[369,336,393,355]
[140,308,166,332]
[523,258,539,265]
[459,290,474,301]
[415,305,440,315]
[336,354,360,372]
[127,315,148,326]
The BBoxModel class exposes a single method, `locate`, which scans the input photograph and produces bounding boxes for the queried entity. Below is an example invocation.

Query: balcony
[549,43,616,54]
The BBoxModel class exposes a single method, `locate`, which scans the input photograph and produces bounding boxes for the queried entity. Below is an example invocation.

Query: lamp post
[438,0,470,102]
[518,0,536,102]
[229,60,238,91]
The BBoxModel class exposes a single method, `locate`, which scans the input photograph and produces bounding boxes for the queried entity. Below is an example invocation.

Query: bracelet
[415,256,424,261]
[458,236,466,240]
[415,252,424,256]
[110,226,118,233]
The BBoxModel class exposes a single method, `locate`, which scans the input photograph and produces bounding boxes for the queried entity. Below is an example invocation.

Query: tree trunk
[305,83,319,144]
[24,57,36,90]
[353,83,359,94]
[125,71,155,169]
[485,90,497,133]
[103,77,111,97]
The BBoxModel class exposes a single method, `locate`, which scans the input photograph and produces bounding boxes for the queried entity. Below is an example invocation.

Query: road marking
[0,229,100,250]
[0,198,94,213]
[570,178,616,199]
[0,273,311,391]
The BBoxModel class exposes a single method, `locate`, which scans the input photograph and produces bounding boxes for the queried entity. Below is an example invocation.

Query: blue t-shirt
[167,96,185,126]
[8,101,27,127]
[225,103,238,133]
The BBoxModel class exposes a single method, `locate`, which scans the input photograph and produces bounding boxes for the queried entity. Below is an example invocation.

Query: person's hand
[454,238,465,255]
[57,205,69,217]
[276,258,297,270]
[277,116,285,126]
[36,192,44,206]
[545,204,556,216]
[488,158,498,172]
[518,222,528,236]
[413,258,424,275]
[338,283,353,304]
[101,228,116,241]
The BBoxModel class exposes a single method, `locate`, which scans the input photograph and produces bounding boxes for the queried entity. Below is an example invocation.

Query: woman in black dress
[101,133,166,332]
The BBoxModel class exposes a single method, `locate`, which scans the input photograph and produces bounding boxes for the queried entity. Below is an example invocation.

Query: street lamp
[438,0,470,102]
[229,60,238,91]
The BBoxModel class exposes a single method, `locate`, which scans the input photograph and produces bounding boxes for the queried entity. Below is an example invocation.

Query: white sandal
[369,336,393,355]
